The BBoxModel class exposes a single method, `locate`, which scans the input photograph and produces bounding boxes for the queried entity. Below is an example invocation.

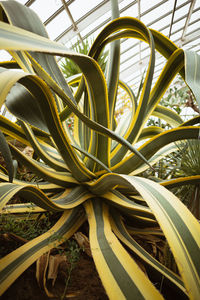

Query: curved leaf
[185,51,200,108]
[88,174,200,299]
[0,208,85,296]
[0,171,63,192]
[19,120,68,172]
[0,183,92,212]
[0,130,14,182]
[84,199,163,299]
[161,175,200,189]
[111,209,186,296]
[111,126,200,174]
[9,142,78,187]
[0,0,75,106]
[152,105,183,127]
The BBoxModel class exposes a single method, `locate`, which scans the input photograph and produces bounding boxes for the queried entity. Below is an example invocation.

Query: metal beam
[60,0,84,44]
[25,0,36,7]
[81,0,190,49]
[169,0,177,38]
[61,0,77,31]
[138,0,142,66]
[56,0,168,45]
[44,1,75,26]
[181,0,197,41]
[120,3,198,62]
[55,0,130,43]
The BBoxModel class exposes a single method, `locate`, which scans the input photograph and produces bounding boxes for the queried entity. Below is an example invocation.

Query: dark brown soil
[1,252,108,300]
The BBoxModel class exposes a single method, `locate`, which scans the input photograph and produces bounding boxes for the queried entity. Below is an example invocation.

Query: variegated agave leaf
[0,1,200,299]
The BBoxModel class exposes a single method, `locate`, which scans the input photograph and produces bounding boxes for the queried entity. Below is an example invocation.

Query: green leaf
[0,0,75,106]
[84,199,163,299]
[0,130,14,182]
[8,143,78,187]
[88,174,200,299]
[0,182,91,212]
[111,209,186,296]
[111,126,200,174]
[0,208,85,296]
[185,51,200,109]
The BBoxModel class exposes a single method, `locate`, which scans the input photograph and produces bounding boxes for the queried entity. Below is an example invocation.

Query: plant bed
[1,248,108,300]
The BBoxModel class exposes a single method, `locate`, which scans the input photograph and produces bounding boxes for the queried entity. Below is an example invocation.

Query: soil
[1,252,108,300]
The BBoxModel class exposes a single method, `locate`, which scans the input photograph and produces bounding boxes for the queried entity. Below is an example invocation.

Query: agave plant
[0,1,200,299]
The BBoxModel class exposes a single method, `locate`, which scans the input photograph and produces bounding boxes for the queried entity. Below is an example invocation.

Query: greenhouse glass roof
[0,0,200,93]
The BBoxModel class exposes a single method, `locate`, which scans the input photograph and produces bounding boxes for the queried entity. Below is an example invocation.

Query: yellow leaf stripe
[102,189,154,219]
[88,173,200,298]
[19,121,68,172]
[122,176,200,300]
[0,208,85,296]
[84,199,163,300]
[111,126,200,173]
[0,183,92,213]
[9,142,78,187]
[0,172,63,192]
[111,210,186,295]
[160,175,200,189]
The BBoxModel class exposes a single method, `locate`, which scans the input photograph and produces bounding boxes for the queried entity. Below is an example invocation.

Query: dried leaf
[22,146,34,158]
[158,250,164,264]
[74,232,92,257]
[2,232,28,244]
[47,254,67,286]
[145,235,163,243]
[151,243,157,257]
[36,252,49,289]
[65,291,82,298]
[36,251,55,298]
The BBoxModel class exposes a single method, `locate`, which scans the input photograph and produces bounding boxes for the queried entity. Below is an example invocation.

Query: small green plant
[60,38,108,79]
[0,212,51,241]
[60,239,81,300]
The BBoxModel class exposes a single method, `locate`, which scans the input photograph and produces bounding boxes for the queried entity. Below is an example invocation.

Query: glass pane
[15,0,27,5]
[187,22,200,36]
[190,9,200,24]
[141,0,160,14]
[65,35,80,49]
[121,39,136,52]
[30,0,62,22]
[45,10,71,40]
[194,0,200,10]
[142,1,172,25]
[0,50,11,62]
[120,5,138,18]
[171,18,186,32]
[119,0,135,11]
[121,47,138,64]
[69,0,102,22]
[174,3,190,22]
[171,31,182,41]
[80,10,110,38]
[150,15,171,32]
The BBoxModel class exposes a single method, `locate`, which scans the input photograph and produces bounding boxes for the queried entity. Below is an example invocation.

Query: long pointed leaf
[84,199,163,299]
[0,208,85,296]
[0,130,13,182]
